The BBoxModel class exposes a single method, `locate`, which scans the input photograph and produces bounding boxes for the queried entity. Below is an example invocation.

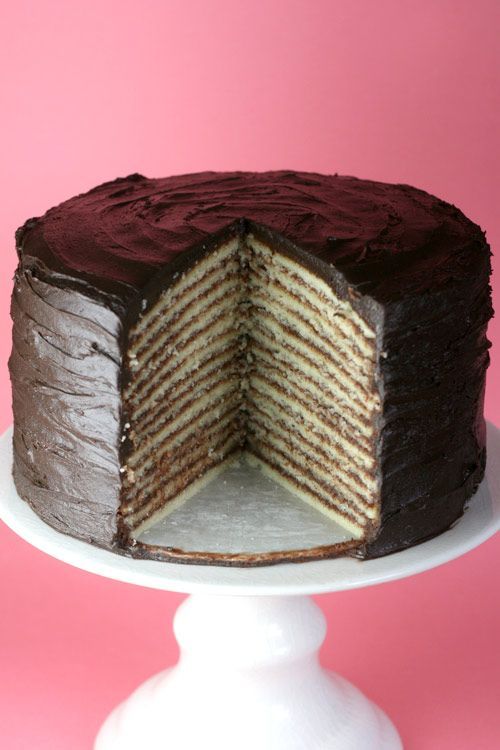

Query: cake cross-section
[9,171,493,564]
[120,233,380,542]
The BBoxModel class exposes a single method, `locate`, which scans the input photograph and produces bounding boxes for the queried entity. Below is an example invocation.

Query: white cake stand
[1,425,499,750]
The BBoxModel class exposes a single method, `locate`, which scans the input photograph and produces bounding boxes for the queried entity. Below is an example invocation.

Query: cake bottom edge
[357,447,487,560]
[10,447,486,567]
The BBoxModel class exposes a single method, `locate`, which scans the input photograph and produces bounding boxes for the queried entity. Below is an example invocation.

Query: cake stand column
[95,593,402,750]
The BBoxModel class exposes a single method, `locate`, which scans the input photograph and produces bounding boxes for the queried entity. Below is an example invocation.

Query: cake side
[362,254,492,558]
[9,266,124,548]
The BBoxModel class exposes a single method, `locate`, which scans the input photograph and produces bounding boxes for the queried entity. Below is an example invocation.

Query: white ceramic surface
[1,424,498,749]
[136,456,355,554]
[0,424,498,596]
[95,594,403,750]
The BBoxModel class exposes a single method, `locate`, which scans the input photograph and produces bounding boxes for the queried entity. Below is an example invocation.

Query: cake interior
[120,234,381,546]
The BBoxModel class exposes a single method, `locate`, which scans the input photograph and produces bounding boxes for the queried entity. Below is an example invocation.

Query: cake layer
[127,291,242,394]
[122,420,242,515]
[247,389,375,472]
[248,404,376,495]
[247,420,375,515]
[130,325,239,407]
[247,373,373,455]
[132,407,242,490]
[134,259,240,348]
[132,283,242,374]
[249,268,375,364]
[246,236,376,345]
[130,238,240,346]
[250,339,374,433]
[245,448,367,538]
[134,356,240,436]
[122,243,249,528]
[124,433,242,528]
[249,283,374,383]
[249,328,375,435]
[128,383,242,472]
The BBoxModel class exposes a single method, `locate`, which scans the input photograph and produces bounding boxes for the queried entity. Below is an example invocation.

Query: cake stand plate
[1,425,499,750]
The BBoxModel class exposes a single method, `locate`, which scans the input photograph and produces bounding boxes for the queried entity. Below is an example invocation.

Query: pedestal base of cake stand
[96,594,402,750]
[1,425,499,750]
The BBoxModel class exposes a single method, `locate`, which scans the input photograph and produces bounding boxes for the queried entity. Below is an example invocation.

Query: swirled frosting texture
[17,171,489,309]
[11,171,493,561]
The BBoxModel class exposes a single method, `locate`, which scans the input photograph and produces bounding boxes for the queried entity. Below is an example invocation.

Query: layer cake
[9,171,493,564]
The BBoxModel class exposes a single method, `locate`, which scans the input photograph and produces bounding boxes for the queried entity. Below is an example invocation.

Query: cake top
[17,170,488,310]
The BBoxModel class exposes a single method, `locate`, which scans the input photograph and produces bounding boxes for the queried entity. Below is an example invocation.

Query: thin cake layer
[119,233,381,543]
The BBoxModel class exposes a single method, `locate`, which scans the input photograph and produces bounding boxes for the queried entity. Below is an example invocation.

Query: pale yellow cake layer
[251,313,378,413]
[131,405,242,479]
[245,451,367,537]
[248,371,373,453]
[130,452,242,536]
[129,327,238,405]
[130,408,242,489]
[131,259,240,357]
[135,359,240,437]
[247,390,375,474]
[128,299,241,389]
[127,316,239,400]
[130,237,239,338]
[126,434,242,527]
[247,236,376,342]
[133,349,239,429]
[133,281,243,370]
[247,261,377,356]
[248,420,376,515]
[249,326,377,429]
[249,281,374,380]
[248,409,376,497]
[251,339,376,433]
[128,383,242,469]
[247,381,373,467]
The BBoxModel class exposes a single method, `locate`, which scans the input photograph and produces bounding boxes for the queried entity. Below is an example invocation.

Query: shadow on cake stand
[1,424,499,750]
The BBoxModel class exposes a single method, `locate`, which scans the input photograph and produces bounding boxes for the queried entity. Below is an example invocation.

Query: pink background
[0,1,499,747]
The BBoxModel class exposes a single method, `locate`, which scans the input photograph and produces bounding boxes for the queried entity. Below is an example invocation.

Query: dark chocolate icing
[17,171,488,309]
[10,270,122,546]
[10,171,493,563]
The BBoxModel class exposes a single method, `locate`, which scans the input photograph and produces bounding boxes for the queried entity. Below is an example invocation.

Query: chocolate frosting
[10,270,122,546]
[17,171,489,310]
[10,171,493,563]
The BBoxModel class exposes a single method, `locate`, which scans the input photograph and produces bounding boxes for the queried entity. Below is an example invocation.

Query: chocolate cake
[9,171,493,564]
